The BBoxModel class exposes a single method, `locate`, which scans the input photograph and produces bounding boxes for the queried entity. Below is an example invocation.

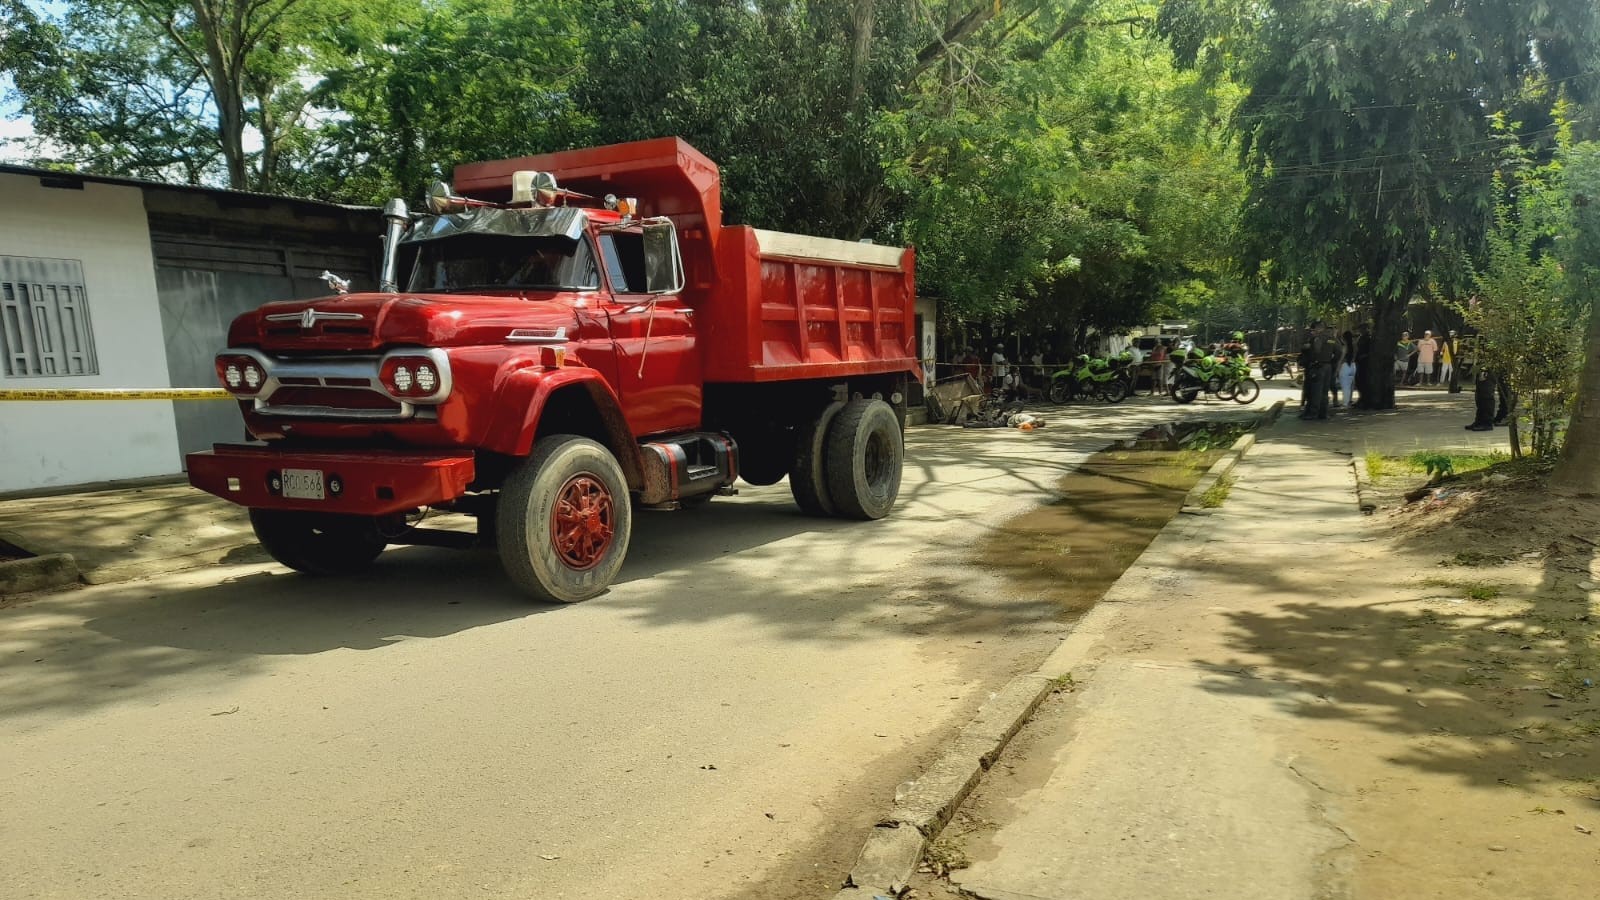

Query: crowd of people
[1295,321,1509,429]
[1392,329,1457,387]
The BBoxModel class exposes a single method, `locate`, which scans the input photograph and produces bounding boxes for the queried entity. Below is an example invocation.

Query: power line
[1229,68,1600,122]
[1245,118,1583,178]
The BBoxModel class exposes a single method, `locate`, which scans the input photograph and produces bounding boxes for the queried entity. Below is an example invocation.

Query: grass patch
[1420,577,1504,601]
[1445,550,1512,567]
[1369,450,1509,483]
[1365,449,1388,480]
[1405,450,1506,478]
[1199,474,1236,508]
[1464,583,1503,602]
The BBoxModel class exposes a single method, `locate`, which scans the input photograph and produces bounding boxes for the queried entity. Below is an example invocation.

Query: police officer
[1299,321,1340,421]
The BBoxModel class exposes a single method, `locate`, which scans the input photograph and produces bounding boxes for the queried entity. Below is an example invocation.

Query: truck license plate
[282,468,325,500]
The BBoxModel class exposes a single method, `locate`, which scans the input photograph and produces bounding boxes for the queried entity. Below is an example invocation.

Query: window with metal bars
[0,255,98,377]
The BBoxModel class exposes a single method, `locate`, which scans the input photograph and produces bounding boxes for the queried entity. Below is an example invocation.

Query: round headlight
[415,365,437,393]
[224,364,242,388]
[243,365,263,389]
[393,365,413,392]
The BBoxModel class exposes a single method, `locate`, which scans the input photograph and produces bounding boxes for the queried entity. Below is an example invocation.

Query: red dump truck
[187,138,920,602]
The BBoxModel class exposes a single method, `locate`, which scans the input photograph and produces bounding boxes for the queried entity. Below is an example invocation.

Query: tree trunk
[848,0,875,107]
[187,0,252,190]
[1551,289,1600,493]
[909,2,1000,83]
[1367,298,1402,410]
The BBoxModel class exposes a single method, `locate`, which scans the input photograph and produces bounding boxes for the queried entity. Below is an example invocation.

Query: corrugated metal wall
[150,213,380,458]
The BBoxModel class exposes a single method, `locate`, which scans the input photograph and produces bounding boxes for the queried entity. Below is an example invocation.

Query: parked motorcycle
[1050,355,1131,404]
[1170,352,1260,404]
[1259,356,1293,380]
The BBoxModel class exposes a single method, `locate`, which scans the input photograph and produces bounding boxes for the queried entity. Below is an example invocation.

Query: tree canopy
[6,0,1600,380]
[1,0,1253,348]
[1158,0,1600,406]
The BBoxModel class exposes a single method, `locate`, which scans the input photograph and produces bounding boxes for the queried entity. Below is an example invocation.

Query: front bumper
[187,444,476,516]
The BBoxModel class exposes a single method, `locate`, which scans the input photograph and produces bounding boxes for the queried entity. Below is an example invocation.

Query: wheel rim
[550,473,615,571]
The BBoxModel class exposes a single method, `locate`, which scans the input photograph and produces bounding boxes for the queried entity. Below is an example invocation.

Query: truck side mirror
[642,221,685,295]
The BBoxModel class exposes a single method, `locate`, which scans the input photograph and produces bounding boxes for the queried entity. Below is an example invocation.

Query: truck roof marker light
[539,346,567,369]
[425,180,467,215]
[616,197,638,217]
[512,170,560,206]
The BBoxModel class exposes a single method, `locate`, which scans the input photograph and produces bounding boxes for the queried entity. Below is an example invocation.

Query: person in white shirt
[991,347,1009,394]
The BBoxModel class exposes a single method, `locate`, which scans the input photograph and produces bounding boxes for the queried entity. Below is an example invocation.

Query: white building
[0,166,380,493]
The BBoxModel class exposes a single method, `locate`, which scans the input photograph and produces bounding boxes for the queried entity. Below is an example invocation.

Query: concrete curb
[1351,456,1378,515]
[0,553,81,596]
[1181,432,1255,513]
[833,407,1276,899]
[1178,399,1281,514]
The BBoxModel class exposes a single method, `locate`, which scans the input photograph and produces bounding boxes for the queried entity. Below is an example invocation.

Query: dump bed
[704,226,915,383]
[451,138,919,385]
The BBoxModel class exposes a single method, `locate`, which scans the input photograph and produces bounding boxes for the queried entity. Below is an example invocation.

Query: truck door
[597,230,702,437]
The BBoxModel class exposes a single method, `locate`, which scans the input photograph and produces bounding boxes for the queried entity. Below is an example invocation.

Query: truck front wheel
[248,509,387,576]
[496,435,633,603]
[825,399,904,520]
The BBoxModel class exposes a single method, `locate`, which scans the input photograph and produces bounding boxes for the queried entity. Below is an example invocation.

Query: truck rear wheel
[248,509,387,576]
[825,399,904,520]
[496,435,632,603]
[789,412,836,516]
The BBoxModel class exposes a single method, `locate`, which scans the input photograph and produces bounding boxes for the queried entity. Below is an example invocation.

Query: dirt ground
[1337,460,1600,897]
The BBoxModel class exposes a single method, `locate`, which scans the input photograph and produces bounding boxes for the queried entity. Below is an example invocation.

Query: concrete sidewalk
[0,480,258,590]
[936,387,1521,900]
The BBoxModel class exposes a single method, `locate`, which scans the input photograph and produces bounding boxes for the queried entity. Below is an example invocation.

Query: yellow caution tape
[0,388,233,401]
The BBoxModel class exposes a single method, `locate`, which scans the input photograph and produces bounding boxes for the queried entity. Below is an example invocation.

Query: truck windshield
[404,234,600,293]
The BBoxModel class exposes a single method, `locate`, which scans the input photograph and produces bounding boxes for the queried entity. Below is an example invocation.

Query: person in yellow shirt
[1440,332,1455,385]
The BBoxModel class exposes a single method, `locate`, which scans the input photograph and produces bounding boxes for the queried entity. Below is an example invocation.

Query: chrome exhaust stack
[378,198,409,293]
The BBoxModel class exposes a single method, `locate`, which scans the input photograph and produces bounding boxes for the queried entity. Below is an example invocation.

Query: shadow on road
[0,399,1263,724]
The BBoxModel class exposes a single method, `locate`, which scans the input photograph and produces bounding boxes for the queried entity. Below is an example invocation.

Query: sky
[0,74,40,162]
[1,2,279,167]
[0,1,62,161]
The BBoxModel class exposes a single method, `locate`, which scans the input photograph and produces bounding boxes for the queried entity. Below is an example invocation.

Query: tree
[2,1,219,181]
[1158,0,1600,409]
[883,1,1249,340]
[2,0,411,192]
[1466,158,1585,459]
[1552,143,1600,492]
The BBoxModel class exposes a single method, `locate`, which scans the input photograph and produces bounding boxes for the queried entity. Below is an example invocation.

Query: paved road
[0,392,1280,900]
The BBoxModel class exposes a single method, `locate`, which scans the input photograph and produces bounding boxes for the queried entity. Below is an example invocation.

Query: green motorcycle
[1170,351,1260,404]
[1050,355,1131,404]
